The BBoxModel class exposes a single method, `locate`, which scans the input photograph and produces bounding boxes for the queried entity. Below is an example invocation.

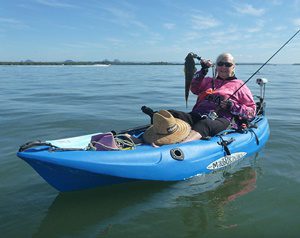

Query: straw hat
[143,110,191,145]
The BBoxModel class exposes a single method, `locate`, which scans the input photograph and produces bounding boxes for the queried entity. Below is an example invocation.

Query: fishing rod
[228,29,300,99]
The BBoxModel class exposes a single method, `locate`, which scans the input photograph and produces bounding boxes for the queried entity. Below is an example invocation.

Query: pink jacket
[190,70,256,122]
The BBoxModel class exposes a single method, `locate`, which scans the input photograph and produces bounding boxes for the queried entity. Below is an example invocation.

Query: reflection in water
[33,154,261,238]
[32,181,172,238]
[178,167,257,237]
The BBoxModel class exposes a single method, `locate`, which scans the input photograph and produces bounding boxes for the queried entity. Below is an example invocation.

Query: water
[1,64,300,237]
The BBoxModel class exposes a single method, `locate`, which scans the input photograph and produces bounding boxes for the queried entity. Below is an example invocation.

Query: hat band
[156,124,178,135]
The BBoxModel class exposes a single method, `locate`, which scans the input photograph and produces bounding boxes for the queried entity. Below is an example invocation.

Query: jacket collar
[217,75,237,81]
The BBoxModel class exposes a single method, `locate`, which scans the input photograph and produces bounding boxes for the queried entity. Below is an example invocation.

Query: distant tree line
[0,59,183,66]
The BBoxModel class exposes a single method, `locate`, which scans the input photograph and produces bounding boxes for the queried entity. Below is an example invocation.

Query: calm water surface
[1,64,300,237]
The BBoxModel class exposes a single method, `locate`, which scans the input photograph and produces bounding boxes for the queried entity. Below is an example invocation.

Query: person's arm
[190,60,212,95]
[221,86,256,120]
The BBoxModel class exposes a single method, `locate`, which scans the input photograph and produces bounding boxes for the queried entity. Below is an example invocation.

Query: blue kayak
[17,113,269,192]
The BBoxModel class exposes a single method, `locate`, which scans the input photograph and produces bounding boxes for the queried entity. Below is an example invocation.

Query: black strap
[18,140,57,152]
[18,140,85,152]
[249,128,260,145]
[217,136,235,156]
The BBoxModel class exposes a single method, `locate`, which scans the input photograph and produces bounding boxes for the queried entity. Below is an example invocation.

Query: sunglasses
[217,61,233,67]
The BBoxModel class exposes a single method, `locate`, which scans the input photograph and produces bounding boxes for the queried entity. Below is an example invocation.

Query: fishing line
[228,29,300,99]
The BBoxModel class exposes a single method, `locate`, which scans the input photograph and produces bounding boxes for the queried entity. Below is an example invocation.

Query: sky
[1,0,300,63]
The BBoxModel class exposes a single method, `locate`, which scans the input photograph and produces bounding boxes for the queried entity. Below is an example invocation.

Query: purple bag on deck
[89,132,119,151]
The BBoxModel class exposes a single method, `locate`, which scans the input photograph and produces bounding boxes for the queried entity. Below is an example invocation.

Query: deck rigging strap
[18,140,57,152]
[19,140,85,152]
[217,135,235,155]
[249,128,260,145]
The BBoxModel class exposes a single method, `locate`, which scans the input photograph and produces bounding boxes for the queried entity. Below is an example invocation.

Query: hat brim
[143,118,191,145]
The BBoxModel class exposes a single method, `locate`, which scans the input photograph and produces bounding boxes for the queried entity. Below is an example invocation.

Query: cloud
[106,38,124,46]
[247,20,265,33]
[62,41,107,49]
[0,17,29,30]
[209,29,241,44]
[0,17,21,24]
[233,3,265,16]
[145,32,164,45]
[294,0,300,10]
[274,25,287,31]
[184,31,201,41]
[101,5,147,30]
[292,18,300,27]
[269,0,283,5]
[35,0,78,8]
[163,23,175,30]
[191,15,220,30]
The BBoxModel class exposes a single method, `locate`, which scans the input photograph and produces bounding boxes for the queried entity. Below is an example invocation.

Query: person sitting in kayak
[172,52,256,142]
[141,53,256,146]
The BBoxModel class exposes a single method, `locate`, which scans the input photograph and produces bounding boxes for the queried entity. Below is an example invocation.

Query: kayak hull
[25,159,135,191]
[17,116,270,192]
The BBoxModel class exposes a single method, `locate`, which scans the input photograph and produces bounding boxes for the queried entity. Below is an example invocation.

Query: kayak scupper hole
[170,148,184,161]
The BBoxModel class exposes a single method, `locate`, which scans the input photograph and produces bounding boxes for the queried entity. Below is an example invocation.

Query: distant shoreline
[0,61,180,66]
[0,61,295,66]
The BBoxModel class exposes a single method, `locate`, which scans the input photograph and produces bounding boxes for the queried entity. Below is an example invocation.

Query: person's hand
[220,100,233,110]
[200,59,213,75]
[200,59,213,69]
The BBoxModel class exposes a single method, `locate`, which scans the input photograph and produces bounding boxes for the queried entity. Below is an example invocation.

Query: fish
[184,53,197,108]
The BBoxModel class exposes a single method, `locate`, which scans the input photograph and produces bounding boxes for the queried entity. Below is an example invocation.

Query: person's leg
[182,130,202,142]
[183,118,230,142]
[167,110,194,125]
